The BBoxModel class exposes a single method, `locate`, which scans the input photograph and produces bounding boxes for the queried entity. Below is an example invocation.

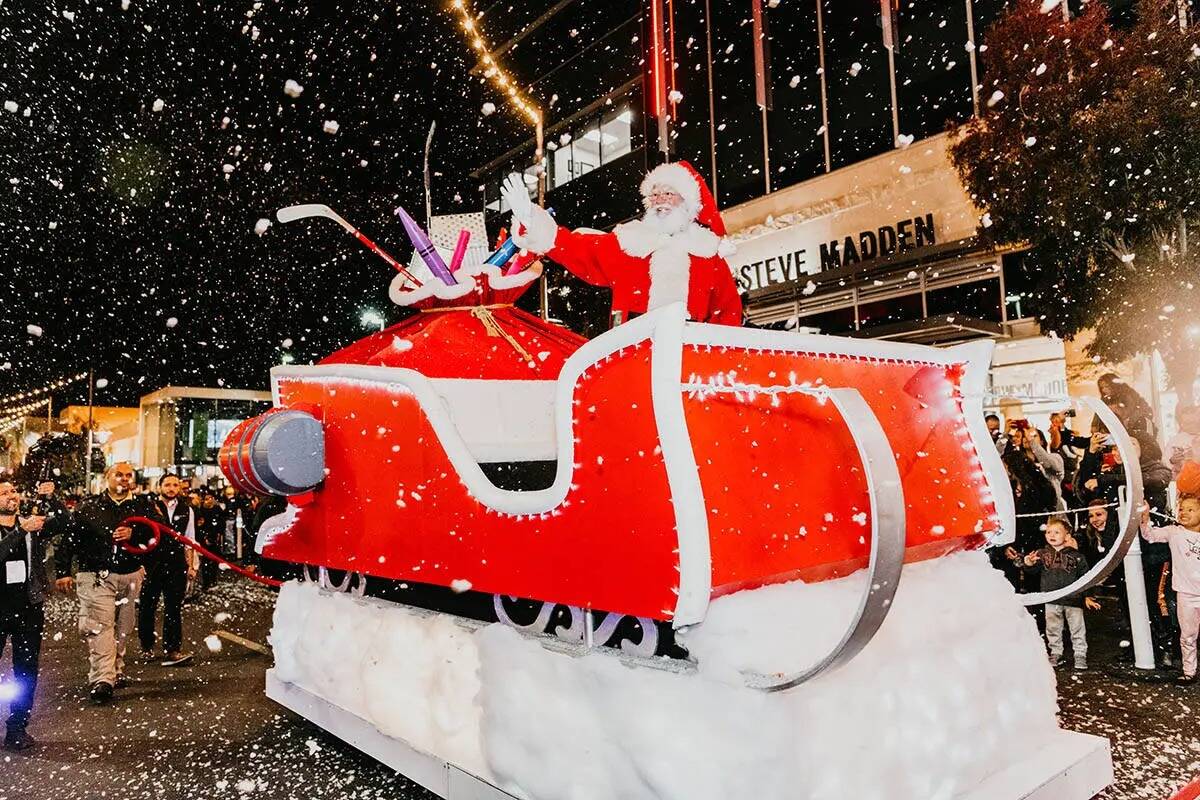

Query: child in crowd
[1141,495,1200,686]
[1009,516,1098,670]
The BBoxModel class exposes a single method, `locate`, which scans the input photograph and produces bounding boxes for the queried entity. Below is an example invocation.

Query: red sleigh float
[221,260,1018,689]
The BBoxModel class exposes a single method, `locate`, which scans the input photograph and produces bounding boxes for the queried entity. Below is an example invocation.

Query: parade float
[216,200,1144,800]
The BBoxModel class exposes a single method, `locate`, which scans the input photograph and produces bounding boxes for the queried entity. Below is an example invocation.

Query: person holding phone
[0,478,68,751]
[54,462,160,705]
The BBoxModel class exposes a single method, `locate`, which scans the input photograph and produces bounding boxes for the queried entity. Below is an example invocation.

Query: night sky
[0,0,518,407]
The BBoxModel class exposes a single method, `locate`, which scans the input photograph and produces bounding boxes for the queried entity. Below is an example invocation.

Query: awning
[847,316,1008,346]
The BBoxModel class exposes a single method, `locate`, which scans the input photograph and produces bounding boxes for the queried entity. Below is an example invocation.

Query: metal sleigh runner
[217,207,1138,800]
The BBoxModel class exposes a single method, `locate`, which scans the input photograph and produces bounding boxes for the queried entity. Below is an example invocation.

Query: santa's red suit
[512,161,743,326]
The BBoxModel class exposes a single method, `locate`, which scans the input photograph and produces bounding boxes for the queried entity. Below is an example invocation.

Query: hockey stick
[277,204,423,287]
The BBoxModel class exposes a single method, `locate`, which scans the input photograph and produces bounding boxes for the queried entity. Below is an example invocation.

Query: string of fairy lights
[449,0,541,125]
[0,372,89,438]
[0,371,87,410]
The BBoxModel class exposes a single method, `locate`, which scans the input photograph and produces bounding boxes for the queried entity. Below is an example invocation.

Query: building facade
[457,0,1178,435]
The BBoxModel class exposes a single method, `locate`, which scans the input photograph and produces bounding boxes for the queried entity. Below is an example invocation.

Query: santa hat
[640,160,727,236]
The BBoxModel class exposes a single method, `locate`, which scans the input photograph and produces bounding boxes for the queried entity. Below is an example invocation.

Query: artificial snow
[271,550,1062,800]
[4,100,19,113]
[323,120,339,134]
[283,79,304,98]
[152,98,165,112]
[254,217,271,236]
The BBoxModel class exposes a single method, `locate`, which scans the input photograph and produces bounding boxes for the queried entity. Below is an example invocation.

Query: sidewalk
[1,577,1196,799]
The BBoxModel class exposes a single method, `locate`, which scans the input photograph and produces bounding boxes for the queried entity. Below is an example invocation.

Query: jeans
[0,603,45,734]
[1045,603,1087,666]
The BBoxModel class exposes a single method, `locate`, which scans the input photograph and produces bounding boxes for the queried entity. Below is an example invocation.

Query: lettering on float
[818,213,937,271]
[733,212,938,292]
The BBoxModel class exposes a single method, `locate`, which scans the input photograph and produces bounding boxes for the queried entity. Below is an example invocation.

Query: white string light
[681,372,832,407]
[0,371,88,411]
[449,0,541,125]
[0,397,51,428]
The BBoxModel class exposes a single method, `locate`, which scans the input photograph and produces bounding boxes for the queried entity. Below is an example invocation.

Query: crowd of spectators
[987,373,1200,685]
[0,464,280,751]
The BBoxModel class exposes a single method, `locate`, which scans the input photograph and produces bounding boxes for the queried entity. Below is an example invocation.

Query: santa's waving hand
[502,161,743,327]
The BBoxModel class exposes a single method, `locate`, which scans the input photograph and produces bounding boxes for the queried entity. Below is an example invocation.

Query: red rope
[120,515,283,588]
[1170,778,1200,800]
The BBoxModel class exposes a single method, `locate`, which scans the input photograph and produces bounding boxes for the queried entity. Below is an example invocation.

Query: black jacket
[0,496,68,606]
[1025,545,1091,607]
[150,496,194,569]
[55,492,161,577]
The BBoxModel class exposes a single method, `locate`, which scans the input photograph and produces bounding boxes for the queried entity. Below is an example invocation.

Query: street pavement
[0,576,1196,800]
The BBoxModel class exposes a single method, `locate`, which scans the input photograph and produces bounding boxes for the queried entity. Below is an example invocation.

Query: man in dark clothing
[138,474,195,666]
[196,491,226,589]
[55,462,159,704]
[0,479,67,750]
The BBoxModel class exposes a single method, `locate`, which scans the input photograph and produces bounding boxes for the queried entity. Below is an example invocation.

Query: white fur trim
[388,261,543,307]
[646,242,692,313]
[515,205,558,254]
[614,220,725,317]
[615,220,719,260]
[641,163,702,220]
[717,237,736,258]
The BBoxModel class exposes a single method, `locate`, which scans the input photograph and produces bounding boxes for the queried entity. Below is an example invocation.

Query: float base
[266,669,1111,800]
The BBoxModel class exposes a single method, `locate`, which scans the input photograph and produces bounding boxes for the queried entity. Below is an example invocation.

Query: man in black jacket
[137,474,195,666]
[0,478,67,750]
[55,462,159,704]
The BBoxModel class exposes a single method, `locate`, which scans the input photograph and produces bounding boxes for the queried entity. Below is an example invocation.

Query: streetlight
[360,309,386,332]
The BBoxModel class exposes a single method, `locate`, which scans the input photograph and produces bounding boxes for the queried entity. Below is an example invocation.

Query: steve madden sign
[731,212,939,293]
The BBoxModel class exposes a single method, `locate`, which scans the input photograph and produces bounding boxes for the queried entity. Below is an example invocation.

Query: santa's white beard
[642,203,692,236]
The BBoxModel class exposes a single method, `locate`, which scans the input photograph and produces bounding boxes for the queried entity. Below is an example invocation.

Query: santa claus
[502,160,743,327]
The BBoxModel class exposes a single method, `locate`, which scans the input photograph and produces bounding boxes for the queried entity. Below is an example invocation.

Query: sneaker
[3,730,36,752]
[89,682,113,705]
[1175,673,1197,687]
[161,651,193,667]
[1074,661,1088,671]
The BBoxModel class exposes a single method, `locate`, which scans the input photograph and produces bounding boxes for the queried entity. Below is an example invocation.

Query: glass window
[857,292,925,331]
[765,0,825,186]
[895,1,975,138]
[799,306,857,335]
[599,105,634,166]
[821,0,895,168]
[927,278,1002,322]
[710,8,767,206]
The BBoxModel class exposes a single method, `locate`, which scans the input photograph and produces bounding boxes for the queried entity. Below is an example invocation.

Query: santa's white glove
[501,172,557,254]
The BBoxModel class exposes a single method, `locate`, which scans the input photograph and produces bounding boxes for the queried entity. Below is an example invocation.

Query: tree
[949,0,1200,404]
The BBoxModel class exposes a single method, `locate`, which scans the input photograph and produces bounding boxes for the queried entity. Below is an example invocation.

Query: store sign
[731,212,939,292]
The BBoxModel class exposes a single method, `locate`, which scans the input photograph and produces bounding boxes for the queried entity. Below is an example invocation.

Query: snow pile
[272,551,1061,800]
[271,582,487,774]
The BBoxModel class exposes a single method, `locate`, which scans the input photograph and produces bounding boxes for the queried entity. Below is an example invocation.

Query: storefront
[721,131,1179,440]
[138,386,272,486]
